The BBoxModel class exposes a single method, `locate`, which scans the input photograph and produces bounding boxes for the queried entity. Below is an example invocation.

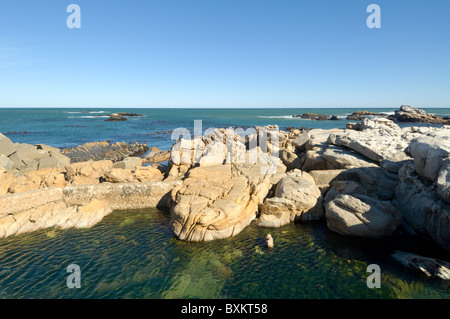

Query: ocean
[1,107,450,299]
[1,107,449,151]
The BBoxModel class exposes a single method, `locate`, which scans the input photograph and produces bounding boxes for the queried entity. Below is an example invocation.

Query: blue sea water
[1,107,449,151]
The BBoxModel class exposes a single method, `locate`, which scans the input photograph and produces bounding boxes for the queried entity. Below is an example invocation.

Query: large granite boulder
[0,180,182,238]
[258,170,322,227]
[169,153,285,241]
[325,194,401,238]
[65,160,113,185]
[328,118,411,163]
[113,156,143,170]
[0,133,17,157]
[322,146,379,169]
[7,168,66,194]
[135,166,164,182]
[395,163,450,251]
[407,132,450,204]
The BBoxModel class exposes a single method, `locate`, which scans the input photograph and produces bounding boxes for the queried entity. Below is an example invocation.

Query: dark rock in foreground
[61,141,149,163]
[392,251,450,280]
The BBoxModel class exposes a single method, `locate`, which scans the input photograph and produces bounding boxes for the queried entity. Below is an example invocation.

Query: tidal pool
[0,208,449,299]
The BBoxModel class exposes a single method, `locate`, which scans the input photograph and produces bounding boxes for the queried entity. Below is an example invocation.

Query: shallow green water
[0,208,449,299]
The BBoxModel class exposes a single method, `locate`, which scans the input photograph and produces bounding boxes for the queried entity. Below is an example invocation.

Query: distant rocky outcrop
[391,105,450,124]
[105,113,127,122]
[116,112,142,117]
[293,113,340,121]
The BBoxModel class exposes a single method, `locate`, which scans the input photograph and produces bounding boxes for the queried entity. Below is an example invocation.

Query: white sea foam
[68,115,109,119]
[258,115,295,119]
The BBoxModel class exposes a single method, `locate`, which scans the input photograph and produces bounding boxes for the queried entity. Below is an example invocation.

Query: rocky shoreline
[1,105,449,279]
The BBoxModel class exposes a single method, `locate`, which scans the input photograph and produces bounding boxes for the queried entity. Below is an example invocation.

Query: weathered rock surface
[0,166,15,196]
[324,180,368,203]
[104,168,137,183]
[144,147,171,163]
[0,135,71,176]
[328,119,411,163]
[407,132,450,204]
[322,146,379,169]
[135,166,164,182]
[169,153,285,241]
[0,180,182,238]
[395,163,450,251]
[62,141,149,163]
[325,194,401,238]
[113,156,142,170]
[308,169,348,193]
[7,168,66,194]
[0,133,17,157]
[0,154,14,171]
[65,160,113,185]
[279,149,303,171]
[258,170,322,227]
[392,251,450,280]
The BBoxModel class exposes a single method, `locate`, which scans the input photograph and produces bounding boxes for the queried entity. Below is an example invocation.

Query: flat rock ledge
[0,180,181,238]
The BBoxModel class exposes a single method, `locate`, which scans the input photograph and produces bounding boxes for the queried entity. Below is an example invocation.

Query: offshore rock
[392,105,450,124]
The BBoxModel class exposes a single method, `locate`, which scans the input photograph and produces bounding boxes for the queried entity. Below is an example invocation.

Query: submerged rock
[266,234,274,249]
[392,251,450,280]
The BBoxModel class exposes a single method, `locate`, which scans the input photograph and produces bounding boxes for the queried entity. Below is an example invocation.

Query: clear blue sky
[0,0,449,108]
